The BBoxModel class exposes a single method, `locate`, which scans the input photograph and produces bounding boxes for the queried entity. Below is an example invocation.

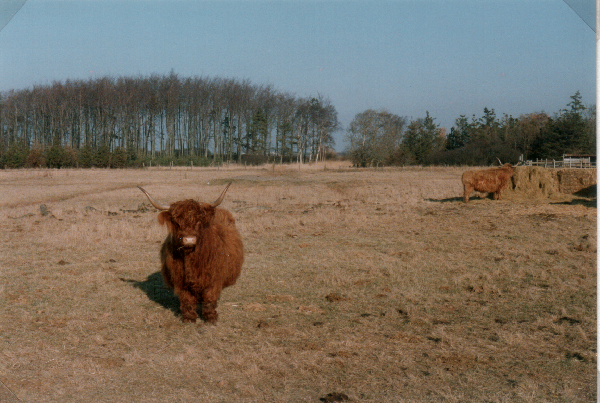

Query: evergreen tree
[446,115,471,150]
[531,91,591,159]
[79,144,93,168]
[110,147,128,168]
[277,119,294,162]
[401,111,444,164]
[0,143,28,168]
[94,144,111,167]
[46,144,66,168]
[567,90,586,114]
[244,108,268,154]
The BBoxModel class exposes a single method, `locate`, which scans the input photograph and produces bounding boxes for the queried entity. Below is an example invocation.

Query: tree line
[1,74,594,169]
[0,73,339,168]
[346,91,595,167]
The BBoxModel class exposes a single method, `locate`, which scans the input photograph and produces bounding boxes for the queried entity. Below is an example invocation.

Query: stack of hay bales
[506,166,596,199]
[506,166,559,199]
[555,169,597,194]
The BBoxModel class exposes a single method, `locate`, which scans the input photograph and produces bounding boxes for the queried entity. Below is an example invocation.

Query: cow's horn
[497,158,503,165]
[211,182,232,207]
[138,186,170,211]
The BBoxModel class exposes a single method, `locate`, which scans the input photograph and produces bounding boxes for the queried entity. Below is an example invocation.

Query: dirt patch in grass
[0,164,595,402]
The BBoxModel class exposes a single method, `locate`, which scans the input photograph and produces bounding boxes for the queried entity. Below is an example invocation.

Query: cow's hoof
[203,314,218,324]
[181,315,197,323]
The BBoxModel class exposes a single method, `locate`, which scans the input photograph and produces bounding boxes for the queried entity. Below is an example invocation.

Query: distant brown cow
[462,161,516,203]
[138,183,243,323]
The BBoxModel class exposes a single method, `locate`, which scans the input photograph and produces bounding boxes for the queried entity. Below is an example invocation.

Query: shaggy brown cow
[462,161,516,203]
[138,183,243,323]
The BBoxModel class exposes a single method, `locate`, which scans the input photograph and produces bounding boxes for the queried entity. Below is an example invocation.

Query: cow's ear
[158,211,174,232]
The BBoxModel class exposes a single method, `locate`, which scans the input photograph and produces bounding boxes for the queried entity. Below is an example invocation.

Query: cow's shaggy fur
[142,186,243,324]
[462,164,515,203]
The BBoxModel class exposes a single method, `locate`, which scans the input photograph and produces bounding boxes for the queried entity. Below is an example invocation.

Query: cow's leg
[161,263,174,288]
[463,185,473,203]
[200,287,222,324]
[176,288,198,323]
[493,191,499,200]
[160,239,181,289]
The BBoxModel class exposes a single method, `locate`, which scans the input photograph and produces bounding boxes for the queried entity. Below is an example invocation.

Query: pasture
[0,163,596,402]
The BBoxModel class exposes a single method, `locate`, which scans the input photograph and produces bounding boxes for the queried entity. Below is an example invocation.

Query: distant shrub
[127,147,140,167]
[149,154,214,167]
[93,145,111,168]
[45,145,63,168]
[26,146,46,168]
[240,154,269,166]
[78,144,93,168]
[45,144,78,168]
[110,147,128,168]
[1,144,28,168]
[188,155,213,167]
[427,140,520,166]
[323,149,339,161]
[386,147,416,166]
[348,147,376,168]
[63,147,79,167]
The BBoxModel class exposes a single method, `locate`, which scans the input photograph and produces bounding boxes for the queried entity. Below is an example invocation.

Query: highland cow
[138,183,243,323]
[462,161,516,203]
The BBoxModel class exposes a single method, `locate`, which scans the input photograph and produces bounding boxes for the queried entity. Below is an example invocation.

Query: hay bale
[507,166,559,199]
[507,167,596,199]
[555,169,597,194]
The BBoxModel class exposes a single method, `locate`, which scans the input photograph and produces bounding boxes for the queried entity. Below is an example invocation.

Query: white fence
[524,157,595,169]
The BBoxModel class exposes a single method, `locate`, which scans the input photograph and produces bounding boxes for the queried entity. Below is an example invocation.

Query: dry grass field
[0,163,596,402]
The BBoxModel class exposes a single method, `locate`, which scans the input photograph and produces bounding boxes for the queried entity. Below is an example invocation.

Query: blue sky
[0,0,595,150]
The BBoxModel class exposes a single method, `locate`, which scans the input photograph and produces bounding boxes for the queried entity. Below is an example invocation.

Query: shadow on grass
[425,196,464,203]
[120,272,180,315]
[550,184,597,208]
[551,198,597,208]
[573,185,596,198]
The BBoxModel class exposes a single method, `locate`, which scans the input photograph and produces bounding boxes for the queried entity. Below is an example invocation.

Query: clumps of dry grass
[0,166,596,402]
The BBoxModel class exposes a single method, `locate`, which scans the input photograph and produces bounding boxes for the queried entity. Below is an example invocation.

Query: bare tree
[0,74,341,166]
[346,109,406,167]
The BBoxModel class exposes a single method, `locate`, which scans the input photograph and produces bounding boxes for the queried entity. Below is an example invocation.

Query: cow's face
[502,163,514,174]
[138,183,232,250]
[158,200,215,250]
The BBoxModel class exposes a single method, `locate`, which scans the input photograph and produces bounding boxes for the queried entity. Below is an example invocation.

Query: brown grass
[0,164,596,402]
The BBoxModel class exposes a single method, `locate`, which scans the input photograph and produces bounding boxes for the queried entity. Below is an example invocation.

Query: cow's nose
[181,236,197,247]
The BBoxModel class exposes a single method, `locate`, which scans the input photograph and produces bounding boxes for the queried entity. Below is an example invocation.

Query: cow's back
[214,213,243,287]
[188,209,243,288]
[215,208,236,225]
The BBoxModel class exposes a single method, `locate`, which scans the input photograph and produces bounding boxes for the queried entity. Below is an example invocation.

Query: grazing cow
[462,160,516,203]
[138,183,243,324]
